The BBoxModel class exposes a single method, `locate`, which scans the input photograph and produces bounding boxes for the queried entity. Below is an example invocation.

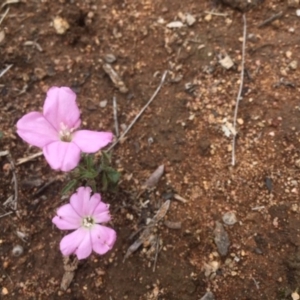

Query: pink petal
[52,204,81,230]
[93,201,111,223]
[16,112,58,148]
[85,193,102,215]
[60,227,92,259]
[43,87,81,131]
[72,131,113,153]
[91,225,117,255]
[70,186,92,217]
[43,141,81,171]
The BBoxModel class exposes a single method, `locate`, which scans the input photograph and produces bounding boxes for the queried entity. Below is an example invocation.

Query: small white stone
[292,292,300,300]
[12,245,23,257]
[99,100,108,108]
[53,16,70,35]
[186,13,196,26]
[166,21,184,28]
[297,9,300,17]
[289,27,295,33]
[222,211,237,225]
[219,55,234,70]
[204,14,212,22]
[286,50,292,59]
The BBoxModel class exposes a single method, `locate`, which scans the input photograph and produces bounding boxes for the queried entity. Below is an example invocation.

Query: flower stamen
[59,122,74,142]
[82,216,95,229]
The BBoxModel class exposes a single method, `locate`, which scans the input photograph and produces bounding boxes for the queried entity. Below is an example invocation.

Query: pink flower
[16,86,113,172]
[52,186,117,259]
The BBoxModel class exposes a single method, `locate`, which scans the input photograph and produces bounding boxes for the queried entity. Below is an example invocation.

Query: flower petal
[16,112,58,148]
[91,225,117,255]
[70,186,92,217]
[93,201,111,223]
[72,130,113,153]
[43,141,81,171]
[52,204,81,230]
[43,86,81,131]
[85,193,102,215]
[59,227,92,259]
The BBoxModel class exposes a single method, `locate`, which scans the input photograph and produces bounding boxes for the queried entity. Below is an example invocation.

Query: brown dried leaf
[123,200,170,261]
[144,165,164,189]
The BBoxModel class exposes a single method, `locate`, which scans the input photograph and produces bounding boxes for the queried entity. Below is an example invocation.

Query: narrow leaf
[61,179,78,195]
[102,173,108,191]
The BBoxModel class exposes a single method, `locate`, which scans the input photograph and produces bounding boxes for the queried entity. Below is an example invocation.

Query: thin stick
[1,0,20,9]
[113,96,119,137]
[0,7,9,26]
[107,71,168,151]
[258,11,282,28]
[152,236,160,272]
[16,151,43,165]
[2,151,18,210]
[0,211,13,219]
[204,11,228,17]
[0,64,13,78]
[33,178,56,196]
[232,15,246,166]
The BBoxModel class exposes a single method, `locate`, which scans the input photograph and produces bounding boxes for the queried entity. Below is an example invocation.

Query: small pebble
[292,292,300,300]
[2,287,8,295]
[166,21,184,28]
[87,11,94,19]
[237,118,244,125]
[99,100,108,108]
[204,14,212,22]
[104,53,117,64]
[214,221,230,256]
[222,211,237,225]
[286,50,292,59]
[12,245,24,257]
[295,159,300,168]
[200,291,215,300]
[53,16,70,35]
[186,13,196,26]
[289,60,298,70]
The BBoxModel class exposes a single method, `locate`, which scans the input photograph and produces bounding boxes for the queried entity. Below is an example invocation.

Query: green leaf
[61,179,78,195]
[101,151,112,166]
[106,169,120,184]
[80,169,98,180]
[102,173,108,191]
[85,154,94,170]
[86,179,96,192]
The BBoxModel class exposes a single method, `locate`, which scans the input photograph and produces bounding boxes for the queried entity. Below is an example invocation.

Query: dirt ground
[2,0,300,299]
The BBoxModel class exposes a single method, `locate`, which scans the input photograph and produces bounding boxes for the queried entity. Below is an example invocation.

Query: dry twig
[23,40,43,52]
[232,14,247,166]
[0,64,13,78]
[2,151,18,210]
[152,236,160,272]
[204,11,228,17]
[113,96,119,137]
[0,211,13,219]
[258,11,283,28]
[123,200,170,261]
[1,0,20,9]
[108,71,168,151]
[16,151,43,165]
[0,7,9,26]
[103,63,128,93]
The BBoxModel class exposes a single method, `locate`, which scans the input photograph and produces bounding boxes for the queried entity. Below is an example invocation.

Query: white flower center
[82,216,95,229]
[59,122,74,142]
